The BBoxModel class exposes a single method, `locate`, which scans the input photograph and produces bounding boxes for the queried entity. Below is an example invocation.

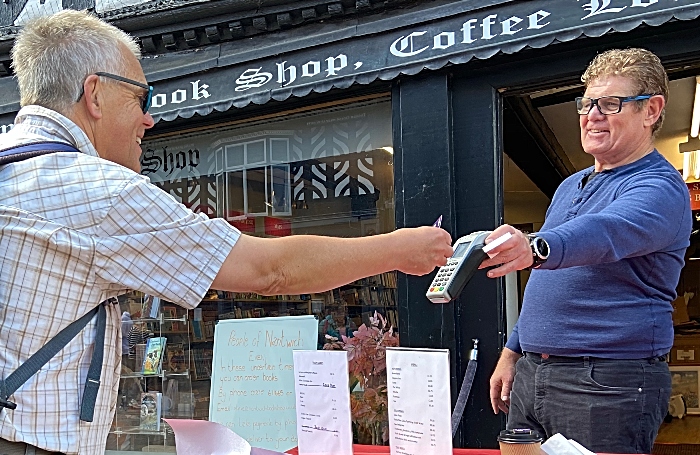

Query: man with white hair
[0,10,452,455]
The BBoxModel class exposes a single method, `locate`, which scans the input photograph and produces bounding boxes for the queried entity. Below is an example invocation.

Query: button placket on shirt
[566,171,610,219]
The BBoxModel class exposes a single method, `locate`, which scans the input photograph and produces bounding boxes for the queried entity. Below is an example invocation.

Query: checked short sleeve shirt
[0,105,240,454]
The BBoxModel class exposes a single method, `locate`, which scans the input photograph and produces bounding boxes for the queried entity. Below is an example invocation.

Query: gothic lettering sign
[145,0,700,122]
[1,0,700,126]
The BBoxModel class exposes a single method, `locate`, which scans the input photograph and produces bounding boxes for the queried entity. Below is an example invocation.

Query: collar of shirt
[9,105,100,158]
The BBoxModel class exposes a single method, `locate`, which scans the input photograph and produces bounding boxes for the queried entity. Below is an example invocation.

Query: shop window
[139,100,396,443]
[245,166,268,215]
[270,138,290,163]
[270,164,292,215]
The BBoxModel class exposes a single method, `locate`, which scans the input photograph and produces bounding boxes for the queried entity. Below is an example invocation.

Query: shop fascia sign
[151,5,551,108]
[149,0,675,114]
[0,0,688,128]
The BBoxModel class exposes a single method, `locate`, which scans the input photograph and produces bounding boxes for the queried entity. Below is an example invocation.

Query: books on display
[142,294,162,320]
[166,343,187,373]
[140,391,162,431]
[141,336,167,375]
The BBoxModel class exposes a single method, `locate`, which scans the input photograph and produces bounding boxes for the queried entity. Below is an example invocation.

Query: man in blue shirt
[482,48,691,453]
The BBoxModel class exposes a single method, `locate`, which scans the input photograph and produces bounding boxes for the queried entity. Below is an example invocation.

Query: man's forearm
[242,232,403,295]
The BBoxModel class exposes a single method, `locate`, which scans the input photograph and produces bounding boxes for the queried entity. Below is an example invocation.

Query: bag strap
[0,141,80,166]
[0,305,107,422]
[0,141,106,422]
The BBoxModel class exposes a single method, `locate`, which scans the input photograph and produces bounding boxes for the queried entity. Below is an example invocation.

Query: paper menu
[386,348,452,455]
[292,350,353,455]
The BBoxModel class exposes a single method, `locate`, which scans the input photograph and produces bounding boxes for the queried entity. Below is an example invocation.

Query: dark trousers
[0,439,65,455]
[507,352,671,454]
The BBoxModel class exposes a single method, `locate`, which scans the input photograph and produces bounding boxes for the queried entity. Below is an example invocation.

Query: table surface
[286,445,636,455]
[286,446,501,455]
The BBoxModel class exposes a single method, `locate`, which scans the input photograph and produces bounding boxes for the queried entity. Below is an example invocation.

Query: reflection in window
[225,171,244,218]
[271,164,292,215]
[246,167,268,215]
[140,101,396,444]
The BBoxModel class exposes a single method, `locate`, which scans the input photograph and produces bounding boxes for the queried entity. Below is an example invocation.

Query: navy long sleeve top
[506,150,692,359]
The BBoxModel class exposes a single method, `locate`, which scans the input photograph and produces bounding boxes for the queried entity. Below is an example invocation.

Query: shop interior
[502,75,700,448]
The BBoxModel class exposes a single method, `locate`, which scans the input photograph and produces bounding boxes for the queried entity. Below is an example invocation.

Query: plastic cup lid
[497,428,543,443]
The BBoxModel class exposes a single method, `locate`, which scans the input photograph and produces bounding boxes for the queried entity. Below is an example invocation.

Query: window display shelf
[110,426,170,437]
[110,291,193,453]
[118,368,190,380]
[165,370,190,378]
[343,304,397,308]
[120,372,164,380]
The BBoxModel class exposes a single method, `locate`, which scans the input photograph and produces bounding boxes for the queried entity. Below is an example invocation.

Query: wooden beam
[504,96,576,198]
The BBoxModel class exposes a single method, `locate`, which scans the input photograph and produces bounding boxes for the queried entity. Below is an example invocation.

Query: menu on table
[292,350,353,455]
[386,347,452,455]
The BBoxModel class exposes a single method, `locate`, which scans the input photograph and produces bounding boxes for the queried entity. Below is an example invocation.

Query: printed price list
[386,348,452,455]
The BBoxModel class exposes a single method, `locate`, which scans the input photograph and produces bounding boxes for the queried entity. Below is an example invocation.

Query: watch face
[535,238,549,258]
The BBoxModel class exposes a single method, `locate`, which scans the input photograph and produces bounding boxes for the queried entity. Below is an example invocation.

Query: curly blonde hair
[582,48,668,136]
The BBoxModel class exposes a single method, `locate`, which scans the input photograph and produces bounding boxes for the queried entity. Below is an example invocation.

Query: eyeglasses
[575,94,653,115]
[77,71,153,113]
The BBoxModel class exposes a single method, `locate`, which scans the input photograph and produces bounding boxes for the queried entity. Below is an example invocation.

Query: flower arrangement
[323,311,398,445]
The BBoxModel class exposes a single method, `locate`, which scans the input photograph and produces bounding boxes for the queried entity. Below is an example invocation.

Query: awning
[140,0,700,122]
[1,0,700,125]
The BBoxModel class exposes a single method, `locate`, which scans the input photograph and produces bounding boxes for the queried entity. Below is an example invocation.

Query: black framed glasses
[575,94,653,115]
[77,71,153,113]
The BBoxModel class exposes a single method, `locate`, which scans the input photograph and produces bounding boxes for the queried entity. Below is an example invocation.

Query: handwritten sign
[209,315,318,451]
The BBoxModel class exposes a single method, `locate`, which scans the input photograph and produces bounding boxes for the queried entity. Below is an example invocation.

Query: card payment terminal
[426,231,491,304]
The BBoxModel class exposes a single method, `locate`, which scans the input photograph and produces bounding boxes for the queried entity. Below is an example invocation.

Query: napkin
[541,433,595,455]
[165,419,251,455]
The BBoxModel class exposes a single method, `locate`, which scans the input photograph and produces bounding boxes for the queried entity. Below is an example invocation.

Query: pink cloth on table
[165,419,287,455]
[165,419,249,455]
[164,422,634,455]
[285,446,635,455]
[285,447,500,455]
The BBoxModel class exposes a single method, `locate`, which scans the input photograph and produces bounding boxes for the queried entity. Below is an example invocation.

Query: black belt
[524,351,668,362]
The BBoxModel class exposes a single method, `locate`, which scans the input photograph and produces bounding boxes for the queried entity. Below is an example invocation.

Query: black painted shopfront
[2,0,700,449]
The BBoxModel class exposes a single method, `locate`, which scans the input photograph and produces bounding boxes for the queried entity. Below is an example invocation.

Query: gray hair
[11,9,141,114]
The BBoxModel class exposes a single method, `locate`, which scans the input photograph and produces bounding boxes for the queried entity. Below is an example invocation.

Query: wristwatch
[526,233,549,268]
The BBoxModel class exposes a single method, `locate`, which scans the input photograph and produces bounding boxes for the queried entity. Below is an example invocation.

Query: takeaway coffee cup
[497,429,543,455]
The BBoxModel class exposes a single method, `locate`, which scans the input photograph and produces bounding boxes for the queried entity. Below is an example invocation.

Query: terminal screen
[452,242,470,259]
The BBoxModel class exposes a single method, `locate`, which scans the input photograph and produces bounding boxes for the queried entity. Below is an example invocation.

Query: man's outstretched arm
[212,226,452,295]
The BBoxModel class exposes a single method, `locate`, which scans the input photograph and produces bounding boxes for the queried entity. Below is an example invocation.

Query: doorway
[502,75,700,450]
